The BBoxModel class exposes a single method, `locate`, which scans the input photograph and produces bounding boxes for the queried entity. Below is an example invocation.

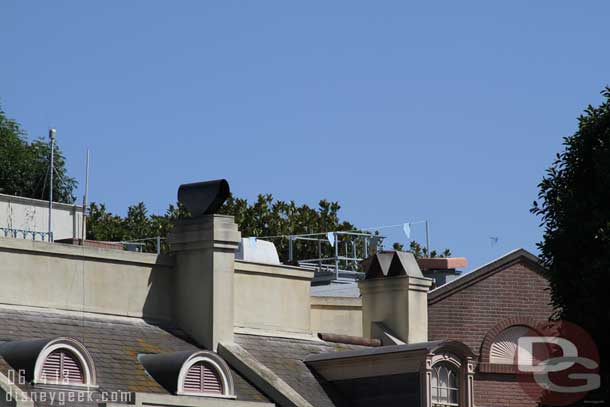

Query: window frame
[425,351,474,407]
[33,339,97,388]
[176,355,233,399]
[431,362,460,407]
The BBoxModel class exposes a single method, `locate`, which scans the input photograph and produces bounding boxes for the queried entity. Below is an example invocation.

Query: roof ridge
[428,248,543,304]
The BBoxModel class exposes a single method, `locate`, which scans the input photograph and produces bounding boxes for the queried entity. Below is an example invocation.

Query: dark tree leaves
[531,87,610,400]
[0,106,77,203]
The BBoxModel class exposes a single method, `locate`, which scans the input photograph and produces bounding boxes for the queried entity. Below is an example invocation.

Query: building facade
[0,193,85,241]
[0,182,555,407]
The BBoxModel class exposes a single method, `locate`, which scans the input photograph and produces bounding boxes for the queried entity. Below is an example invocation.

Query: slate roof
[235,333,367,407]
[0,306,269,404]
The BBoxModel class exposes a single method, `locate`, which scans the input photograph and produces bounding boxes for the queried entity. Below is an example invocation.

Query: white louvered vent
[183,361,223,395]
[490,325,531,365]
[40,349,85,384]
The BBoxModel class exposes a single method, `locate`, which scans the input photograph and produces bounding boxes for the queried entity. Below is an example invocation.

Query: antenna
[48,128,56,242]
[81,149,90,244]
[425,220,430,256]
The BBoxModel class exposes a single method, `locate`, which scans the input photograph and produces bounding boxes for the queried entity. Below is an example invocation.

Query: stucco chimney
[168,180,241,351]
[359,251,433,344]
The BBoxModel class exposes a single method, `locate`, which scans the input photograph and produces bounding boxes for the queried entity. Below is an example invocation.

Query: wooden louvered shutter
[41,351,62,382]
[183,361,223,395]
[41,350,85,384]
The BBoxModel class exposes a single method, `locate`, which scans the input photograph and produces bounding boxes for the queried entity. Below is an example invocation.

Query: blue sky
[1,1,608,270]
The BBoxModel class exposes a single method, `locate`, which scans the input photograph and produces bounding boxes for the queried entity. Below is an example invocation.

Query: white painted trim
[429,353,475,407]
[177,355,234,399]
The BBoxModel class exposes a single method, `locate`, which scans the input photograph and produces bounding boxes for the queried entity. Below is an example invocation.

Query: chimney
[168,180,241,351]
[417,257,467,288]
[359,251,433,344]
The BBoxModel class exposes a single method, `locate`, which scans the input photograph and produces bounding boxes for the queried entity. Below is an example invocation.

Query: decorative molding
[479,317,546,373]
[177,352,235,399]
[33,337,97,388]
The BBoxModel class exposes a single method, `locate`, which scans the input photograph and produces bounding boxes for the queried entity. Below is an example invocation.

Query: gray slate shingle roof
[0,306,269,404]
[235,334,365,407]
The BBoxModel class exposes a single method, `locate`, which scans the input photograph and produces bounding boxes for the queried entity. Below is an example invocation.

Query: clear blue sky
[1,1,608,270]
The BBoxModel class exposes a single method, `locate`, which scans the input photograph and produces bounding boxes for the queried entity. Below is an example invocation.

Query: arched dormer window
[139,350,234,399]
[177,353,232,397]
[40,348,84,384]
[0,337,97,387]
[34,338,97,387]
[182,360,223,395]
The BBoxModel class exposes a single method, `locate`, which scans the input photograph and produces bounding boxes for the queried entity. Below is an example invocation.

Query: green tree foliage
[392,241,452,258]
[218,193,358,263]
[0,105,77,203]
[86,194,360,260]
[87,192,452,265]
[86,202,187,253]
[531,87,610,400]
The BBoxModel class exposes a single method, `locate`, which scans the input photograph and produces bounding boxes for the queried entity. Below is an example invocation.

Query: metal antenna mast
[81,149,90,243]
[48,129,56,242]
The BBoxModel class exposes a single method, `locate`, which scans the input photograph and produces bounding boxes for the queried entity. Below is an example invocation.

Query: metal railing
[0,227,53,241]
[287,231,384,281]
[120,236,165,254]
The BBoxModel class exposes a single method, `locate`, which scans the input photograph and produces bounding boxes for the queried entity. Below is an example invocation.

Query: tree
[218,193,358,263]
[86,201,186,253]
[87,192,454,267]
[0,105,77,203]
[393,241,452,258]
[531,87,610,400]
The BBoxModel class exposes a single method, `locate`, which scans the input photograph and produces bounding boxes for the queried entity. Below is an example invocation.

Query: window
[431,363,459,407]
[40,349,85,384]
[139,350,234,398]
[33,338,97,387]
[176,352,234,398]
[183,361,223,395]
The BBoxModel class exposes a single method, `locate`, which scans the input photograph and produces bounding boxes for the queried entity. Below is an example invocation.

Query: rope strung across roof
[252,220,428,240]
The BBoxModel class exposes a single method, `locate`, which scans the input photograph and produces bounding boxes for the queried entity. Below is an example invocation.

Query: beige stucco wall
[310,296,363,337]
[359,275,432,343]
[234,260,313,335]
[0,237,174,320]
[0,193,84,241]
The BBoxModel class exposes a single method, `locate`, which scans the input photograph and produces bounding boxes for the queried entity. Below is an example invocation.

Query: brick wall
[428,257,553,407]
[474,374,543,407]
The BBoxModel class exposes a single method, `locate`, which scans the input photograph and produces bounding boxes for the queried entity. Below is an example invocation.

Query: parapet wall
[0,236,365,340]
[0,237,174,320]
[234,260,313,335]
[0,193,84,241]
[310,296,363,337]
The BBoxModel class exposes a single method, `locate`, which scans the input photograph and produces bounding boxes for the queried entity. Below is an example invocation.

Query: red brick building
[428,249,553,407]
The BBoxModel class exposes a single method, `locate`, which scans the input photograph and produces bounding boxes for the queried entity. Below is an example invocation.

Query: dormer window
[183,360,223,395]
[34,339,97,387]
[40,348,85,384]
[177,354,232,397]
[0,337,97,388]
[139,350,235,399]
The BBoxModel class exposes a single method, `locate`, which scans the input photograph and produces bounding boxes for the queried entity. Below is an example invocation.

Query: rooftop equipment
[177,179,230,217]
